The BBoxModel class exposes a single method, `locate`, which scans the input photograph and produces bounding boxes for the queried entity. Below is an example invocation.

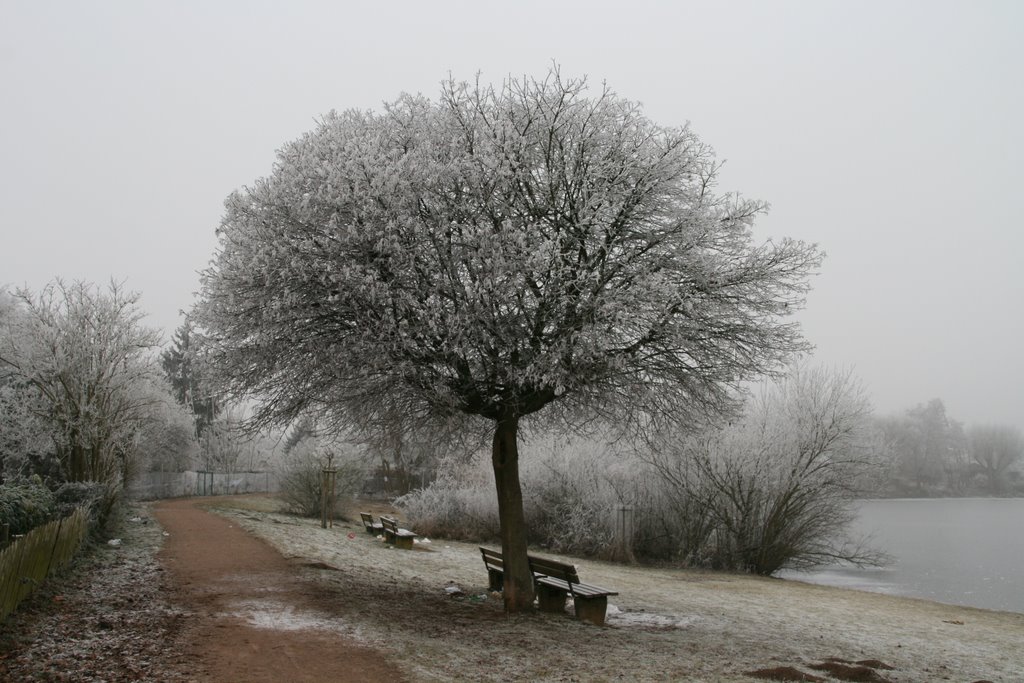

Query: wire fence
[126,470,280,500]
[0,506,90,622]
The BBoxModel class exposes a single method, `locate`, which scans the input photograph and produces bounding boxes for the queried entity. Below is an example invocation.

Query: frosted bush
[644,366,884,574]
[277,437,366,519]
[397,455,499,540]
[399,434,636,557]
[519,437,622,556]
[0,476,56,535]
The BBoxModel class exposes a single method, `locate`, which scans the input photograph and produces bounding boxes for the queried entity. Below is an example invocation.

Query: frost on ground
[604,604,699,630]
[5,495,1021,683]
[0,504,194,682]
[213,500,1024,683]
[221,597,366,641]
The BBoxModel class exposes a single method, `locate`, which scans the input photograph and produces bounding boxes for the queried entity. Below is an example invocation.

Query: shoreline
[777,568,1024,616]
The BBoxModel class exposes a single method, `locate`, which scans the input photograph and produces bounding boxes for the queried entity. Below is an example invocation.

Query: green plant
[0,476,56,535]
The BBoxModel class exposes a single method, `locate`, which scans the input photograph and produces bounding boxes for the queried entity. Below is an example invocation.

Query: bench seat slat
[535,575,618,597]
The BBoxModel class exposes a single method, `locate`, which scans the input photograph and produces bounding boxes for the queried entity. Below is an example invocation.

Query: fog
[1,0,1021,428]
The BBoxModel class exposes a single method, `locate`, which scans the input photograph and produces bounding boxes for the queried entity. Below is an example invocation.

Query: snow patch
[224,599,361,639]
[604,604,697,630]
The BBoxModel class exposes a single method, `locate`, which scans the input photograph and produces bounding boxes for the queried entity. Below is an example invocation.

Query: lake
[778,498,1024,614]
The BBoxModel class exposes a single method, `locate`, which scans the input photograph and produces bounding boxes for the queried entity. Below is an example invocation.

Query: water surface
[780,498,1024,613]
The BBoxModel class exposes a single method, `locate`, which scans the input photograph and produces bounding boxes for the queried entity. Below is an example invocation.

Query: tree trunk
[491,413,534,612]
[68,441,86,482]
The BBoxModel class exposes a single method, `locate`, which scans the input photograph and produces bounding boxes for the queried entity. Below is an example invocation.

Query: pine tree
[160,321,218,437]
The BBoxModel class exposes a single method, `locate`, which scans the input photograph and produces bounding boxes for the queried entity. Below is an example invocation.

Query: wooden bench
[359,512,383,536]
[379,515,418,550]
[480,546,506,592]
[479,547,618,625]
[529,554,618,626]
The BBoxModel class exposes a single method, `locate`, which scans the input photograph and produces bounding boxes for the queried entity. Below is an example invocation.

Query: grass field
[203,495,1024,682]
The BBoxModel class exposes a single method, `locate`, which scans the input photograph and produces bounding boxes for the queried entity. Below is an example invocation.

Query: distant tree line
[870,398,1023,496]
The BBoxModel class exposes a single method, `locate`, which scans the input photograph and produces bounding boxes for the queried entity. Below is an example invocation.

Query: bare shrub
[277,435,365,520]
[53,480,119,532]
[648,365,886,574]
[632,464,716,565]
[519,437,627,557]
[397,456,499,539]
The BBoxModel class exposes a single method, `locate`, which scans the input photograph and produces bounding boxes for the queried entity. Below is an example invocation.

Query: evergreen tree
[160,321,219,437]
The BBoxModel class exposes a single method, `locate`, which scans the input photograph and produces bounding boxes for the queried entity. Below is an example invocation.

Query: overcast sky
[1,1,1021,429]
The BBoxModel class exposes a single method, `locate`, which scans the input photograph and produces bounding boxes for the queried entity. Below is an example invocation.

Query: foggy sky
[1,1,1021,430]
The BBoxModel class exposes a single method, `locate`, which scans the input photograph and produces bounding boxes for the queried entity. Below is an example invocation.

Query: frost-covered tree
[0,292,56,481]
[967,424,1023,494]
[197,409,248,473]
[879,398,966,494]
[194,69,821,611]
[282,415,318,457]
[135,381,199,474]
[0,281,162,484]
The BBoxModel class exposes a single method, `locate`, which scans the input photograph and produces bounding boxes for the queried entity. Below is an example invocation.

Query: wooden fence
[0,506,90,622]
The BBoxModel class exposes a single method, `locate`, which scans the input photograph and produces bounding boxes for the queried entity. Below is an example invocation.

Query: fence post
[0,539,23,619]
[44,518,65,578]
[1,523,8,548]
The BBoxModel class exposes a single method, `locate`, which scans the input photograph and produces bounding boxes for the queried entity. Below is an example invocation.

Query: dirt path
[153,498,407,683]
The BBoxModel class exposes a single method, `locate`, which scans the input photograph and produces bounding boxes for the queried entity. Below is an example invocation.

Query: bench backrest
[480,546,503,572]
[379,516,399,534]
[480,547,582,586]
[360,512,376,527]
[528,554,581,585]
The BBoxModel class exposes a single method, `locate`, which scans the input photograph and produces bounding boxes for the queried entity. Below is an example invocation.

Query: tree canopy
[0,281,164,484]
[194,69,822,610]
